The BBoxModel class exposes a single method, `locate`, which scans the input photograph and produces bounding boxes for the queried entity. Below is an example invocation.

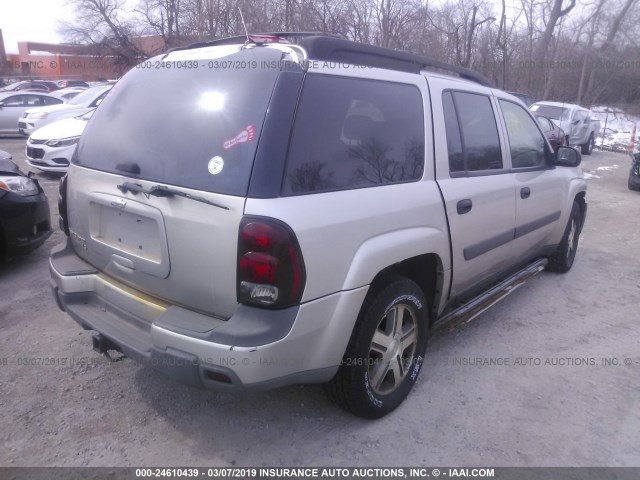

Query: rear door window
[442,91,503,173]
[43,96,61,105]
[282,74,424,195]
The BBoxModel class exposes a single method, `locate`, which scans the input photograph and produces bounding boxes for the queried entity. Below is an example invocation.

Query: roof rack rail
[298,36,493,87]
[166,33,492,87]
[167,32,343,54]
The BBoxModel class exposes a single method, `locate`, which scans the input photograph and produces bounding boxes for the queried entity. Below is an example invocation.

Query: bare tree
[60,0,145,65]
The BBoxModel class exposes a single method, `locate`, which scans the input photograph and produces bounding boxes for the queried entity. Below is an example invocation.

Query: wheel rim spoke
[371,330,392,355]
[370,359,390,389]
[400,325,417,352]
[390,356,404,383]
[392,305,405,335]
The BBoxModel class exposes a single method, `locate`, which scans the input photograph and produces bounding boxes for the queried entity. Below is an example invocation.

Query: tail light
[58,174,69,236]
[237,217,306,308]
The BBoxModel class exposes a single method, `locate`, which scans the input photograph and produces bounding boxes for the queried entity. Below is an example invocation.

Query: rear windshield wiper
[149,185,229,210]
[116,182,229,210]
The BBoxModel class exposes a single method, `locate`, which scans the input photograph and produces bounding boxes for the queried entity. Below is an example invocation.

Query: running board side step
[433,258,548,330]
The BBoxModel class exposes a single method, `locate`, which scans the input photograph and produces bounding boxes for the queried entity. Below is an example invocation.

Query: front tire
[546,202,582,273]
[325,277,429,419]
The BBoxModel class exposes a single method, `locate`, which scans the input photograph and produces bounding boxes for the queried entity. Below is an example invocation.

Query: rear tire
[581,133,594,155]
[325,277,429,419]
[546,202,582,273]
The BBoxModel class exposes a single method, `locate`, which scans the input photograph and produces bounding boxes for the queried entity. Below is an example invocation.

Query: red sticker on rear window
[223,124,256,149]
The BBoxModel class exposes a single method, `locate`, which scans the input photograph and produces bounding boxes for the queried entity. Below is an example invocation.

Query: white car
[18,85,111,136]
[25,109,93,172]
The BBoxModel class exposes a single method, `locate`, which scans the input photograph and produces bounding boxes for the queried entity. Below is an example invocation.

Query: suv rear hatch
[67,46,286,319]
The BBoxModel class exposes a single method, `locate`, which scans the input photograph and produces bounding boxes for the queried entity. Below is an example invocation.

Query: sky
[0,0,75,53]
[0,0,592,54]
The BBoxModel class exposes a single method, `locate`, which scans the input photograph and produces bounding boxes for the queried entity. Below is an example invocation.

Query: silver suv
[50,34,587,418]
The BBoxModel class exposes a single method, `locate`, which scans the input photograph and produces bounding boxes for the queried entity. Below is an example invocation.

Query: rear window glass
[282,74,424,195]
[75,49,282,196]
[530,104,571,121]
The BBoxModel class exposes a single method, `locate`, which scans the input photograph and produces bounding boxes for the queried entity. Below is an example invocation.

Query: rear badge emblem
[208,156,224,175]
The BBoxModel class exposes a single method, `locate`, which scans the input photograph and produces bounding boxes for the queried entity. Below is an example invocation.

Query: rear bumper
[49,239,367,391]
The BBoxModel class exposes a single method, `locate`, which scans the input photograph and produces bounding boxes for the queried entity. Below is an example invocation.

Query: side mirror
[572,119,580,125]
[554,145,581,167]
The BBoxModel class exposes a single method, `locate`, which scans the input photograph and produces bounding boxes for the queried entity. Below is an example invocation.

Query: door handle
[520,187,531,199]
[456,199,473,215]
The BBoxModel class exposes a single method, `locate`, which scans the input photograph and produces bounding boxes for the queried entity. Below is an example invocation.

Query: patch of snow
[591,106,639,153]
[583,172,601,179]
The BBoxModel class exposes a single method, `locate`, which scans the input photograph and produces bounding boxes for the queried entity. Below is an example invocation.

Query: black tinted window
[499,100,547,169]
[75,50,282,196]
[442,91,463,172]
[282,75,424,195]
[442,91,502,173]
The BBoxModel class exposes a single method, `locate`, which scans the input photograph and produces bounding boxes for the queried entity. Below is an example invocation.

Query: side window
[573,110,588,124]
[536,116,551,132]
[91,92,107,107]
[24,95,42,106]
[442,91,503,173]
[42,96,61,105]
[1,95,24,106]
[442,92,464,172]
[282,75,425,195]
[499,100,547,169]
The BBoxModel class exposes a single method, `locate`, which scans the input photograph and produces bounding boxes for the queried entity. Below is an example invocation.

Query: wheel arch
[367,253,445,326]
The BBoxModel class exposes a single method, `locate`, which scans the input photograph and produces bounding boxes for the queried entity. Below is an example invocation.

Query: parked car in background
[0,149,52,260]
[530,102,600,155]
[0,81,50,92]
[535,114,565,151]
[0,92,64,135]
[507,91,535,107]
[18,85,111,135]
[56,80,90,89]
[629,151,640,191]
[2,81,60,93]
[26,109,93,172]
[52,87,88,102]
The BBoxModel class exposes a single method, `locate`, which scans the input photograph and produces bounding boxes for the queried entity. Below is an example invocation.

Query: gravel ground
[1,136,639,467]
